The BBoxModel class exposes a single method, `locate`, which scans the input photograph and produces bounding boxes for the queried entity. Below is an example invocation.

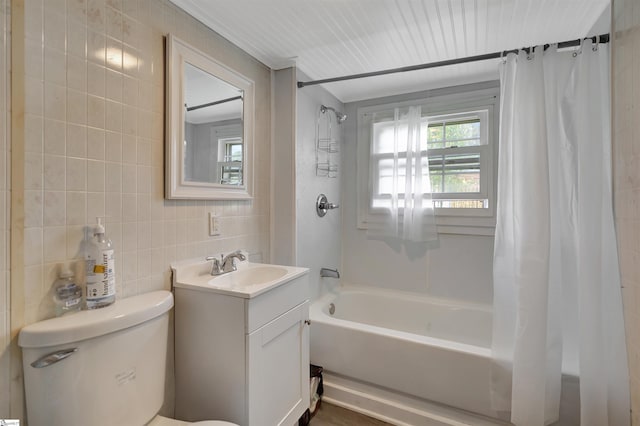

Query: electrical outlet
[209,212,221,236]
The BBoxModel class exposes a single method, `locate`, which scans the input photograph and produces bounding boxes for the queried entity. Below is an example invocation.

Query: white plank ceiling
[170,0,610,103]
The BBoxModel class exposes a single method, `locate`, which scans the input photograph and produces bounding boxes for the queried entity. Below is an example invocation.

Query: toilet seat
[148,415,239,426]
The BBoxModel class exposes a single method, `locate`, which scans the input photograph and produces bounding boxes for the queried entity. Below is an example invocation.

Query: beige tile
[67,123,87,158]
[43,154,65,190]
[44,11,66,51]
[25,75,44,114]
[87,127,105,160]
[24,227,44,266]
[25,0,44,43]
[87,191,106,221]
[67,20,87,59]
[43,226,67,263]
[66,191,87,225]
[122,192,137,222]
[87,159,105,192]
[122,133,136,163]
[25,114,44,153]
[44,46,66,86]
[105,99,122,132]
[44,118,66,155]
[24,190,44,228]
[87,95,106,129]
[66,157,87,191]
[44,82,66,120]
[105,68,122,102]
[105,162,122,192]
[105,191,122,222]
[88,30,106,65]
[87,0,106,33]
[88,62,106,97]
[25,38,44,80]
[67,56,88,92]
[122,163,136,193]
[43,191,66,226]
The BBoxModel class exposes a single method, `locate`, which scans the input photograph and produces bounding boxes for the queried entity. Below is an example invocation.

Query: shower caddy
[316,105,339,177]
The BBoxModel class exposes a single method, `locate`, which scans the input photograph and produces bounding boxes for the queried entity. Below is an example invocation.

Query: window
[357,88,498,235]
[217,137,243,185]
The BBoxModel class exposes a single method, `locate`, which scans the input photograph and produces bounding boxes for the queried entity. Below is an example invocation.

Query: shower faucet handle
[316,194,339,217]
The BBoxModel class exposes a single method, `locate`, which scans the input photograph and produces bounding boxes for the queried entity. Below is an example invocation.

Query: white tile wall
[612,0,640,423]
[6,0,272,418]
[20,0,272,323]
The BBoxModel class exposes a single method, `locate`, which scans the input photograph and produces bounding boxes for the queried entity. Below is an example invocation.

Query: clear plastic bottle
[53,263,82,316]
[85,218,116,309]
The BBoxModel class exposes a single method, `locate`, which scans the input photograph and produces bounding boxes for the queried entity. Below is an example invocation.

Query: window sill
[357,215,496,236]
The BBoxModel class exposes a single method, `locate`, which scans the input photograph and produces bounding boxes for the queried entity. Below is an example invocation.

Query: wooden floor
[311,402,393,426]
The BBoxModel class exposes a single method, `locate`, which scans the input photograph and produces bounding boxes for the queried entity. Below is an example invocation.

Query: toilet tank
[18,291,174,426]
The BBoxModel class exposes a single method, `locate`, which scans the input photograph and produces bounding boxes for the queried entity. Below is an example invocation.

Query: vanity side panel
[174,288,247,424]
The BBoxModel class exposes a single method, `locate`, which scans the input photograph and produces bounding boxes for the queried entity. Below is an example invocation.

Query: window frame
[356,88,499,235]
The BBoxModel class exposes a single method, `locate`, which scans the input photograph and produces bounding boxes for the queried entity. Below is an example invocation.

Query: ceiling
[170,0,610,103]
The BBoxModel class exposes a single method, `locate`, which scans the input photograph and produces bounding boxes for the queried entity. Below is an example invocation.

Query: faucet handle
[206,255,224,275]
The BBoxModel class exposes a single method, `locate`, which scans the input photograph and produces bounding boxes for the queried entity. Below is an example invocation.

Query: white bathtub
[309,286,502,423]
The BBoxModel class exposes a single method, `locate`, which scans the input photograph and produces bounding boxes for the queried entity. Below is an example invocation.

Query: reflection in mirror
[183,63,244,186]
[165,34,254,200]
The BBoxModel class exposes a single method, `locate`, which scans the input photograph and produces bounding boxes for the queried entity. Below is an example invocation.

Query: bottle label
[86,249,115,301]
[65,297,81,308]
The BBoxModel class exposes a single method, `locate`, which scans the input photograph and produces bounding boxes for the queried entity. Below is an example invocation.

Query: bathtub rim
[310,285,492,357]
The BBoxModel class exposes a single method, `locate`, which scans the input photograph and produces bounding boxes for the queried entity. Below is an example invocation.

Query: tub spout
[320,268,340,279]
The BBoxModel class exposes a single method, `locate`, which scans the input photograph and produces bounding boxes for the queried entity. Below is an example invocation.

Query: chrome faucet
[206,251,247,276]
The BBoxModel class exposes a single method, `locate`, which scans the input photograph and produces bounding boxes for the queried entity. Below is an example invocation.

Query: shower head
[320,104,347,124]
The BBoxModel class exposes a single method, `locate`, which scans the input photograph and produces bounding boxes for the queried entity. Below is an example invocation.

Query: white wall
[295,70,343,300]
[341,82,498,304]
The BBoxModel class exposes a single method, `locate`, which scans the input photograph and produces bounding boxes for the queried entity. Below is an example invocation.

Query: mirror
[165,34,254,199]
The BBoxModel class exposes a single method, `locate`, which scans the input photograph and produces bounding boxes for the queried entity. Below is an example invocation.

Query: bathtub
[309,286,502,423]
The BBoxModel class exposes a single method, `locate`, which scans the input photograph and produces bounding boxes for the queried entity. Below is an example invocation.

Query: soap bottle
[52,263,82,316]
[85,218,116,309]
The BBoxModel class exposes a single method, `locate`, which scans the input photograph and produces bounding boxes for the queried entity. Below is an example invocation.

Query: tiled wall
[9,0,271,418]
[0,0,9,417]
[20,0,271,319]
[612,0,640,423]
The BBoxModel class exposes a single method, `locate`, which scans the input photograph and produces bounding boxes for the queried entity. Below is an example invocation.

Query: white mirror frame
[165,34,255,200]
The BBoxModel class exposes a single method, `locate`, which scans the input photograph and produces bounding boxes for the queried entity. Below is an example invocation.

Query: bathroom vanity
[171,259,310,426]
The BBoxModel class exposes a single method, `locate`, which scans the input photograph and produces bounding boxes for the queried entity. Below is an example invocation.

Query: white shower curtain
[366,105,438,242]
[492,40,630,426]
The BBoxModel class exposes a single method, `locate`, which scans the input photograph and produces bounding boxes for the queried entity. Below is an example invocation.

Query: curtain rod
[297,33,610,89]
[186,95,243,112]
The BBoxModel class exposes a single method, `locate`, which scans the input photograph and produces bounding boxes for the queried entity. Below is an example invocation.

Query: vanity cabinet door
[247,301,309,426]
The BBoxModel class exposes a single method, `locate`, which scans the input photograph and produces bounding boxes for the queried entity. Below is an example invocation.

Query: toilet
[18,291,237,426]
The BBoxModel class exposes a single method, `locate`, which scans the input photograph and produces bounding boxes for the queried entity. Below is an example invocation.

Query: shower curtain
[492,40,630,426]
[365,105,438,242]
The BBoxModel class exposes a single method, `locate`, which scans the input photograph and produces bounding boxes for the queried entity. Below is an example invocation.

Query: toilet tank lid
[18,291,174,348]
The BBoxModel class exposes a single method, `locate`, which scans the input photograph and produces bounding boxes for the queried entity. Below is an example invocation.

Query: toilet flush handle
[30,348,78,368]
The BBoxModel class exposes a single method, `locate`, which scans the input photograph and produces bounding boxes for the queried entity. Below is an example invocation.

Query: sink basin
[171,259,309,298]
[210,265,288,288]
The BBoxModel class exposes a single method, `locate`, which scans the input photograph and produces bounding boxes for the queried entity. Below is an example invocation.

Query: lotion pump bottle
[85,217,116,309]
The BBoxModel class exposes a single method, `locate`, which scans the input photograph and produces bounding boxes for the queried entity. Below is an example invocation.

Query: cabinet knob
[304,319,311,326]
